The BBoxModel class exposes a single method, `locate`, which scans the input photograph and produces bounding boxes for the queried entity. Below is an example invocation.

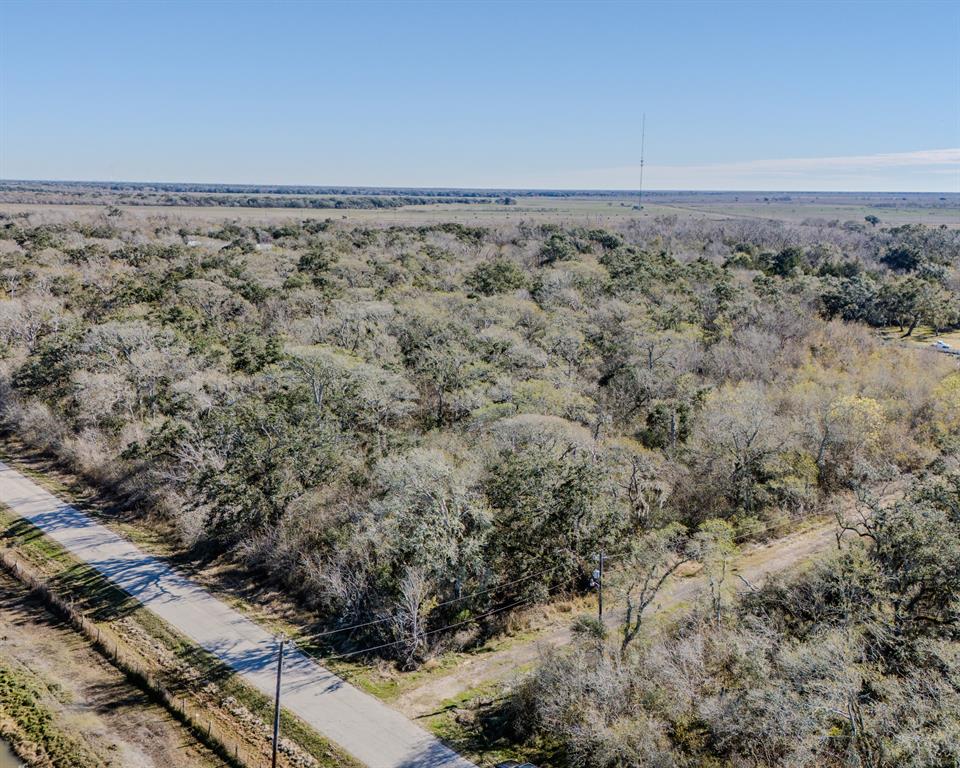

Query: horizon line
[2,178,958,197]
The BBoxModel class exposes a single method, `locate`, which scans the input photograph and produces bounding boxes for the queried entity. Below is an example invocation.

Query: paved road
[0,462,476,768]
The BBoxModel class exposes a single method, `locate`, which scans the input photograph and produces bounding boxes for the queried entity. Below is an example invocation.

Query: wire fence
[0,546,278,768]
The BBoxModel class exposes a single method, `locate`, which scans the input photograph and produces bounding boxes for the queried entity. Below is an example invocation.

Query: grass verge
[0,505,358,768]
[0,659,104,768]
[0,438,588,706]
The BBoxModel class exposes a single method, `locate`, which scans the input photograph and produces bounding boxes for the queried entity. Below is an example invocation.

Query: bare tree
[392,568,431,669]
[616,522,694,652]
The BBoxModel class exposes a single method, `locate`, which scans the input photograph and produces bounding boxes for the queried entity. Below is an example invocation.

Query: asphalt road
[0,461,476,768]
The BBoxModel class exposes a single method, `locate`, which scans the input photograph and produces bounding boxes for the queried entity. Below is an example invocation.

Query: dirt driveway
[396,515,847,719]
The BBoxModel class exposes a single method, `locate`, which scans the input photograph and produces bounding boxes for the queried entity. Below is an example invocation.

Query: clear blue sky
[1,0,958,191]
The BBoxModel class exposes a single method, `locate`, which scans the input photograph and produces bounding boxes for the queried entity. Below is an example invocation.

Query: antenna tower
[638,113,646,209]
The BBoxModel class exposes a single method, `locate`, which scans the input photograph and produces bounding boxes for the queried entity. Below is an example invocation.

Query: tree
[297,244,338,288]
[684,384,786,519]
[819,275,881,324]
[466,257,526,296]
[807,394,885,489]
[879,277,942,336]
[766,246,805,277]
[486,438,614,599]
[881,244,922,272]
[413,338,472,425]
[837,483,960,654]
[864,215,880,227]
[391,568,432,669]
[605,439,671,531]
[285,345,344,410]
[370,448,489,593]
[537,233,576,266]
[194,396,341,536]
[694,519,738,624]
[230,331,281,373]
[616,522,693,651]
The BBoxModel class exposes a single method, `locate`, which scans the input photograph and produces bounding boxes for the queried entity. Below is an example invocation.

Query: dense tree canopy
[0,209,957,665]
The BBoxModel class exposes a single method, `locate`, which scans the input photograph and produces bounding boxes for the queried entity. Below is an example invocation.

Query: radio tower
[638,113,646,210]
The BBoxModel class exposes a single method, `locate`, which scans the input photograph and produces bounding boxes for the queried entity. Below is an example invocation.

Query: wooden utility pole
[597,551,604,621]
[271,637,286,768]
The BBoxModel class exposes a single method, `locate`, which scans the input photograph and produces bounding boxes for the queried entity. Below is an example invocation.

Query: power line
[303,560,569,643]
[312,516,833,664]
[601,513,833,565]
[327,574,581,662]
[306,515,830,658]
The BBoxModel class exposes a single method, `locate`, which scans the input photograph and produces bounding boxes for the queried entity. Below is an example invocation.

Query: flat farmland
[2,192,956,228]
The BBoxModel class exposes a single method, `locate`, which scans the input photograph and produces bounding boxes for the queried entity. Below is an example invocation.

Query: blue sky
[1,0,958,191]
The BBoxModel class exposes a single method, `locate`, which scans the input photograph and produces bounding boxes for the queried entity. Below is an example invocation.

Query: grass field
[879,325,960,349]
[2,192,956,228]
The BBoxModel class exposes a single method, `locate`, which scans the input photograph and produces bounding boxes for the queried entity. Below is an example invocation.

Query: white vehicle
[933,340,951,350]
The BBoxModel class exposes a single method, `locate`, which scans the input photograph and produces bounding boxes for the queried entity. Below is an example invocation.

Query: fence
[0,546,276,768]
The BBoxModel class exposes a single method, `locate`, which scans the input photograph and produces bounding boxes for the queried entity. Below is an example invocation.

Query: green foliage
[194,395,342,535]
[508,478,960,768]
[599,245,680,291]
[537,233,576,266]
[584,229,624,250]
[12,329,80,398]
[856,485,960,654]
[465,257,526,296]
[230,331,282,373]
[0,660,103,768]
[820,274,881,323]
[297,244,338,287]
[486,442,616,597]
[637,402,690,448]
[369,449,490,588]
[881,244,923,271]
[763,245,806,277]
[417,222,485,246]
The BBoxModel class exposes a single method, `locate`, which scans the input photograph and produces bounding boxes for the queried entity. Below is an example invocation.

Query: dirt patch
[393,520,840,718]
[0,570,223,768]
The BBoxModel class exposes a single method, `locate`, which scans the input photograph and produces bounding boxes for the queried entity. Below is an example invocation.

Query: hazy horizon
[3,173,958,196]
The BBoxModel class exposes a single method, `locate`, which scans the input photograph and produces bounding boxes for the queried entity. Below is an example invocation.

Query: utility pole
[599,551,604,620]
[592,552,604,621]
[271,636,286,768]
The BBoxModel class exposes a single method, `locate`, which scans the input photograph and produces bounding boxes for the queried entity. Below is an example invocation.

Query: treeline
[0,190,500,209]
[727,223,959,335]
[127,194,495,209]
[0,210,957,664]
[3,182,955,209]
[0,181,508,197]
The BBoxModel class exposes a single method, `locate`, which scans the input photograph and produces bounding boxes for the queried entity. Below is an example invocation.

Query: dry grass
[2,193,954,229]
[0,568,224,768]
